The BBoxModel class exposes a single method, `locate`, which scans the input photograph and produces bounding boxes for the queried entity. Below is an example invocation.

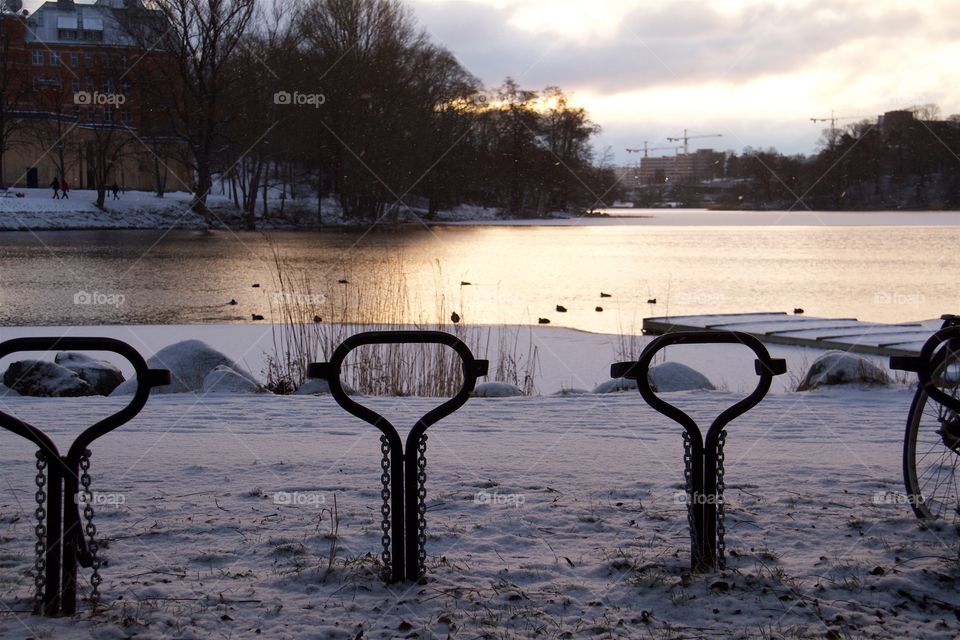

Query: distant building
[0,0,186,191]
[879,110,918,140]
[612,165,644,191]
[635,149,725,185]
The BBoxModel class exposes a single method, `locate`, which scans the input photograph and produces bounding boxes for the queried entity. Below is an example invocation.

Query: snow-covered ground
[1,323,959,638]
[0,189,224,231]
[5,187,960,231]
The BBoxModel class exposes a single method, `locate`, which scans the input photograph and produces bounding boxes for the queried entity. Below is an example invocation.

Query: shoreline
[0,321,929,395]
[4,188,960,231]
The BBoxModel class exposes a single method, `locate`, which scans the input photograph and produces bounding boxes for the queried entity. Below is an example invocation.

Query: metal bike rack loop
[612,331,786,572]
[0,337,169,616]
[308,331,488,583]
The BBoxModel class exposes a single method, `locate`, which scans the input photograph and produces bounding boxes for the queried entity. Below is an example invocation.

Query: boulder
[648,362,715,392]
[593,362,714,394]
[292,378,357,395]
[592,377,636,394]
[472,382,525,398]
[201,365,264,394]
[3,360,93,397]
[0,382,21,397]
[294,378,332,395]
[797,351,889,391]
[112,340,259,395]
[54,352,125,396]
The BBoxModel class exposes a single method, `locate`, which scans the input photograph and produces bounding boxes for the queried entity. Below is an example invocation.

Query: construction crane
[626,143,680,158]
[810,110,863,147]
[666,130,723,155]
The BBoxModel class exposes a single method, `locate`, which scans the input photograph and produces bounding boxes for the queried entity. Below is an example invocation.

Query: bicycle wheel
[903,342,960,520]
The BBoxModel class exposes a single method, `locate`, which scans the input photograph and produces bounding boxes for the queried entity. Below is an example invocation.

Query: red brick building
[0,0,187,191]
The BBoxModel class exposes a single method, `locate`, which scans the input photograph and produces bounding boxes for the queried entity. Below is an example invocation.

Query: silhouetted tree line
[124,0,615,227]
[719,106,960,210]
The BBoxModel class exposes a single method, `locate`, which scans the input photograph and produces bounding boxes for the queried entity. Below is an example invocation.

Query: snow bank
[797,350,890,391]
[2,359,93,397]
[551,387,591,396]
[0,382,19,397]
[113,339,259,395]
[54,352,125,396]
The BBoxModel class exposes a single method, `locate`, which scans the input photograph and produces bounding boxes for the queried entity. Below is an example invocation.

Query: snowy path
[2,389,959,638]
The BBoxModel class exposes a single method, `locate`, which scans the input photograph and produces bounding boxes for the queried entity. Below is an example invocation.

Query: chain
[79,450,101,606]
[379,435,392,580]
[715,430,727,569]
[416,433,428,574]
[681,432,695,541]
[33,450,48,614]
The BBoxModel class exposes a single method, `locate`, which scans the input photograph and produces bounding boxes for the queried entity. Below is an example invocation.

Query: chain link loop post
[309,331,487,583]
[612,330,785,572]
[0,337,169,615]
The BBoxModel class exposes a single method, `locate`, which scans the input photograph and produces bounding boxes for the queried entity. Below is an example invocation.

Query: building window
[101,53,111,66]
[105,107,114,122]
[71,52,79,67]
[58,29,78,40]
[71,78,80,93]
[73,106,80,120]
[85,53,93,67]
[121,80,132,94]
[32,50,44,66]
[86,79,95,93]
[105,79,115,93]
[122,110,132,124]
[83,30,103,42]
[50,51,61,66]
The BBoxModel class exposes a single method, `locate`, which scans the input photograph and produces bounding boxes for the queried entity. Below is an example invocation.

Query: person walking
[60,177,69,199]
[49,177,60,199]
[111,183,120,200]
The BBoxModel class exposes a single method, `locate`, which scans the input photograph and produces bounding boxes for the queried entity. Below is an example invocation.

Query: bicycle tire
[903,342,960,520]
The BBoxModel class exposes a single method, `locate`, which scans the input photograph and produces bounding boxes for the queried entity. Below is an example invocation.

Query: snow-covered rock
[797,351,889,391]
[202,365,264,394]
[294,378,332,395]
[54,352,125,396]
[292,378,357,395]
[648,362,715,392]
[0,383,20,397]
[592,377,637,394]
[2,360,94,397]
[473,382,525,398]
[112,340,259,395]
[593,362,714,394]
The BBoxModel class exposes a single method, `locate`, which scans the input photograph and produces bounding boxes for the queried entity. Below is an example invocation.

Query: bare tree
[130,0,256,216]
[28,79,79,185]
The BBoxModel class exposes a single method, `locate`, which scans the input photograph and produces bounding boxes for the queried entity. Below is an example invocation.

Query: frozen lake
[0,212,957,330]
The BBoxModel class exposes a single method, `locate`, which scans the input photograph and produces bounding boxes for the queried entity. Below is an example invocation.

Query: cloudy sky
[409,0,960,162]
[22,0,960,164]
